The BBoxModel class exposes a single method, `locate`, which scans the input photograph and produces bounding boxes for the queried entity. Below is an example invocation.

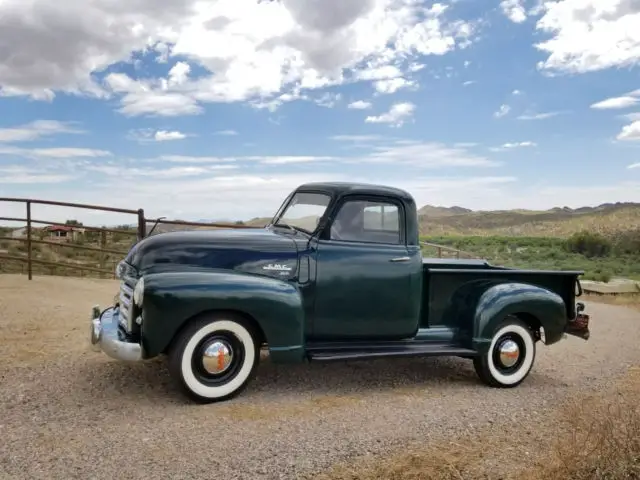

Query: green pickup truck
[89,182,591,403]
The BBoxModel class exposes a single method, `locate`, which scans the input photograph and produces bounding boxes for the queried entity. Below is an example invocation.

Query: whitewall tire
[168,313,260,403]
[473,316,536,388]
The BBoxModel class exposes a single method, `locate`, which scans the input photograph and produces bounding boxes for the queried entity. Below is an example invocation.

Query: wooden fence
[0,197,477,280]
[0,197,259,280]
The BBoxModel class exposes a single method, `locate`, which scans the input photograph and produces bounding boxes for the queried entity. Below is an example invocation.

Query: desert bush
[421,235,640,281]
[531,371,640,480]
[613,228,640,255]
[566,230,612,258]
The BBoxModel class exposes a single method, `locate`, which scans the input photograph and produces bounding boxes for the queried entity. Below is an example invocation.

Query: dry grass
[313,366,640,480]
[419,205,640,237]
[522,366,640,480]
[585,292,640,311]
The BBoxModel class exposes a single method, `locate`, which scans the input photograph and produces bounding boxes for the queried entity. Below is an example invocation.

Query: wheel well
[163,309,267,355]
[513,312,543,342]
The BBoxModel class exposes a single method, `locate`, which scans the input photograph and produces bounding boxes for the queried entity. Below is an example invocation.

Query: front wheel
[168,313,260,403]
[473,316,536,388]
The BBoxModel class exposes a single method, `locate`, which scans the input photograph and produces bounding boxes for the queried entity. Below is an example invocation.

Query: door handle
[389,256,410,262]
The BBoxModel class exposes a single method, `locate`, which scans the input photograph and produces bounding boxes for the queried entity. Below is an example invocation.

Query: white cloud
[512,89,523,95]
[2,139,638,225]
[462,80,476,86]
[154,130,187,141]
[0,86,55,101]
[0,120,83,143]
[250,155,336,165]
[517,111,562,120]
[490,141,537,152]
[0,146,111,159]
[330,134,383,142]
[105,73,205,117]
[534,0,640,74]
[621,112,640,122]
[159,155,238,164]
[0,165,75,184]
[501,0,527,23]
[167,62,190,87]
[373,77,416,94]
[591,96,640,110]
[150,153,337,165]
[365,102,415,127]
[128,128,189,142]
[314,92,342,108]
[493,104,511,118]
[617,121,640,141]
[4,165,638,227]
[347,100,372,109]
[0,0,477,114]
[215,130,239,136]
[628,162,640,169]
[87,164,237,178]
[353,141,499,168]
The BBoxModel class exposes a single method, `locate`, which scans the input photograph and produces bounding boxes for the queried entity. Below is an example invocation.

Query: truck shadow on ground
[77,351,565,406]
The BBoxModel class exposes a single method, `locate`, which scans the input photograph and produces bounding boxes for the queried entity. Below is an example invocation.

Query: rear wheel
[473,316,536,388]
[168,313,260,403]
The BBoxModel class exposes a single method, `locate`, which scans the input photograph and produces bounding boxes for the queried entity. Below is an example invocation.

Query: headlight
[115,260,125,280]
[133,276,145,307]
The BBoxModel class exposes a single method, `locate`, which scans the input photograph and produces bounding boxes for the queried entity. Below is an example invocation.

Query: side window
[330,199,401,244]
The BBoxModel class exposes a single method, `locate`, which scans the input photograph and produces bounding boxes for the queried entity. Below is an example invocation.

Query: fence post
[26,200,32,280]
[100,230,107,279]
[137,208,146,240]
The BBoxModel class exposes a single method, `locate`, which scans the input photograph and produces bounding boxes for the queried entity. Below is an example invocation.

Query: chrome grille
[118,281,134,331]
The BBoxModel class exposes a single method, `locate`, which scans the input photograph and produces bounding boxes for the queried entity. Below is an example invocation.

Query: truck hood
[125,227,300,280]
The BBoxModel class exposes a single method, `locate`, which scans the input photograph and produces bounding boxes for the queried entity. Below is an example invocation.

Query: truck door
[311,195,421,340]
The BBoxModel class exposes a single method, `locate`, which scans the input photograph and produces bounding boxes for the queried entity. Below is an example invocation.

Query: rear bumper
[90,305,142,361]
[565,302,590,341]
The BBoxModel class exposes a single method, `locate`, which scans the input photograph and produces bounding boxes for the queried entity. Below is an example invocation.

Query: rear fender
[140,270,305,363]
[472,282,567,354]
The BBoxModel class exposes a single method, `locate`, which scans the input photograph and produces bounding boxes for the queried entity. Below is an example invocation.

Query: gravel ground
[1,274,639,480]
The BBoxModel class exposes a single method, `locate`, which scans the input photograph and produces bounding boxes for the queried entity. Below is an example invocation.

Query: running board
[306,343,477,362]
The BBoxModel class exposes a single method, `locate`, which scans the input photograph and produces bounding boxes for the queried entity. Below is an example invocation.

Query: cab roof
[295,181,415,203]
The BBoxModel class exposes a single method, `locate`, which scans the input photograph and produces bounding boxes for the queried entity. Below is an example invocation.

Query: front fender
[472,282,567,354]
[140,270,305,363]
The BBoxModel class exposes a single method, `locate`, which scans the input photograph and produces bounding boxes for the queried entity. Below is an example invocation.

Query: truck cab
[89,182,591,403]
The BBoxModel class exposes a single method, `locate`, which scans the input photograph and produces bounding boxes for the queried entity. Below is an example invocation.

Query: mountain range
[144,202,640,238]
[415,202,640,237]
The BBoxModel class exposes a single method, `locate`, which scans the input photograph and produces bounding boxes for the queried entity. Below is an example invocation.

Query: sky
[1,0,640,226]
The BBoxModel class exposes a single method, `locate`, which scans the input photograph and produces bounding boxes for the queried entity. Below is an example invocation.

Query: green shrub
[566,231,612,258]
[613,229,640,255]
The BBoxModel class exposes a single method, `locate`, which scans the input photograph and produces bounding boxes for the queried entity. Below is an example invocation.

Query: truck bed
[421,257,583,328]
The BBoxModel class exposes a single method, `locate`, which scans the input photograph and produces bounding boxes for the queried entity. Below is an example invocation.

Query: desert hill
[418,202,640,237]
[240,202,640,238]
[125,202,640,238]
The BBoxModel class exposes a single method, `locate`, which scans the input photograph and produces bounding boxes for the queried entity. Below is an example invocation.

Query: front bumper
[90,305,142,361]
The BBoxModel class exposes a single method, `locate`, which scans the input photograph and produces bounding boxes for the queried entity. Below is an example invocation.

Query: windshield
[272,191,331,233]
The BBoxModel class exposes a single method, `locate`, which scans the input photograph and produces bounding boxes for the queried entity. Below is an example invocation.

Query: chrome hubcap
[498,339,520,368]
[202,340,233,375]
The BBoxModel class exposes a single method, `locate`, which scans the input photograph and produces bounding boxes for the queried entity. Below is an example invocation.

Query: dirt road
[1,274,639,480]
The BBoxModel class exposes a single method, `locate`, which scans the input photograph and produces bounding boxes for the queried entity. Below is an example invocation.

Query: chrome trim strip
[118,280,135,332]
